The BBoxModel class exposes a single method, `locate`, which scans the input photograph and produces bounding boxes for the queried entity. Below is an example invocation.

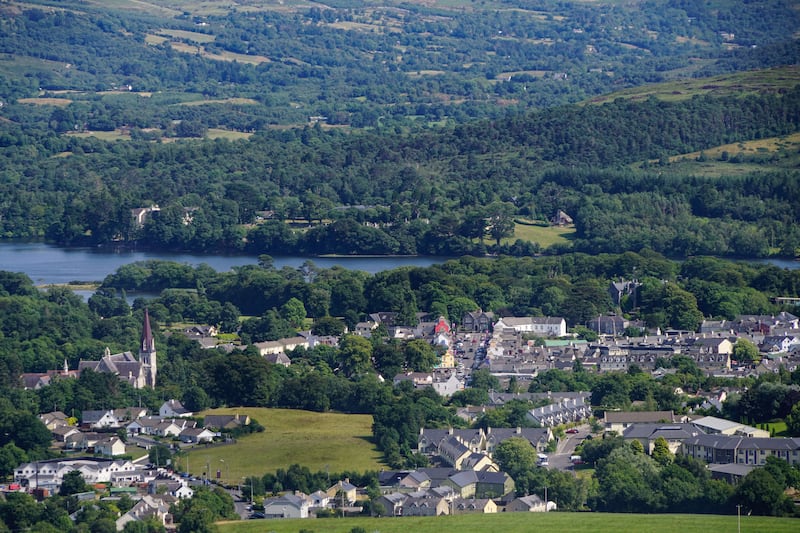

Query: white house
[95,436,126,457]
[263,493,309,518]
[493,317,567,337]
[159,399,192,418]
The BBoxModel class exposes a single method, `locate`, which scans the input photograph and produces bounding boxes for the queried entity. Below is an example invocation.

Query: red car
[566,428,579,434]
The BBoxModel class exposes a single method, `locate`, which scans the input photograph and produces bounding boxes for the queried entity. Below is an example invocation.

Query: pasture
[217,512,800,533]
[185,408,385,485]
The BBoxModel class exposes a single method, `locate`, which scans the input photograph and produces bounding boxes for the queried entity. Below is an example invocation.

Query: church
[78,309,157,389]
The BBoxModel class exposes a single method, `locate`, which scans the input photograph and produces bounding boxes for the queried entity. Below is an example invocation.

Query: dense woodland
[1,89,799,258]
[1,1,799,259]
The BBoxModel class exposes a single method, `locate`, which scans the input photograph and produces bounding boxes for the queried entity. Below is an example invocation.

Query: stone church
[79,309,157,389]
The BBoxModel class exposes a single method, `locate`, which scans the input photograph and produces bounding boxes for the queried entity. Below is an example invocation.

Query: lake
[0,241,446,286]
[1,241,797,288]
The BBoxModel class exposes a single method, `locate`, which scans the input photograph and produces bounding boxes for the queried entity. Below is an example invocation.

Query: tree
[148,445,172,468]
[493,437,541,494]
[337,334,373,377]
[280,297,307,328]
[593,446,664,512]
[485,201,516,245]
[733,338,761,364]
[735,467,794,516]
[59,470,88,496]
[312,316,346,337]
[651,436,673,466]
[0,443,27,479]
[786,401,800,436]
[404,339,438,372]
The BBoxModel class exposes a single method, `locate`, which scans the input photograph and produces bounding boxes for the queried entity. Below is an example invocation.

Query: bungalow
[263,493,310,518]
[39,411,69,430]
[81,410,121,429]
[66,432,104,452]
[111,407,149,423]
[203,414,250,431]
[159,399,192,418]
[149,480,193,499]
[506,494,547,512]
[51,425,81,443]
[179,427,216,444]
[264,352,292,366]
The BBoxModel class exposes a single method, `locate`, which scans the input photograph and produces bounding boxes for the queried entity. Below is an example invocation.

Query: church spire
[141,308,155,353]
[140,308,157,388]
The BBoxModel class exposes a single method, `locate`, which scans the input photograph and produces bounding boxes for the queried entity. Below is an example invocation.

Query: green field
[217,512,799,533]
[585,65,800,105]
[185,408,385,485]
[503,222,575,248]
[633,132,800,177]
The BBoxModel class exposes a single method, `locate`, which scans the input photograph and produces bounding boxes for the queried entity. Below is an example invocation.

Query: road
[547,425,592,472]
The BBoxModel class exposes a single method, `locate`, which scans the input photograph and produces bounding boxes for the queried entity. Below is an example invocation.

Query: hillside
[1,0,798,129]
[0,1,799,260]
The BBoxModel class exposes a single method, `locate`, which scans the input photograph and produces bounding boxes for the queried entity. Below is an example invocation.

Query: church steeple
[139,308,157,388]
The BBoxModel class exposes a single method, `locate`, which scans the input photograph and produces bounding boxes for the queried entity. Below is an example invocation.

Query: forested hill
[0,0,799,259]
[1,84,799,258]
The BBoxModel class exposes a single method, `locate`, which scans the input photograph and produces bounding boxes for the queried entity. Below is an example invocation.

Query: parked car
[566,428,579,434]
[249,512,266,519]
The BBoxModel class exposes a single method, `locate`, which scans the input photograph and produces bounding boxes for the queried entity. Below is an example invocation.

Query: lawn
[185,408,385,486]
[217,512,800,533]
[502,221,575,248]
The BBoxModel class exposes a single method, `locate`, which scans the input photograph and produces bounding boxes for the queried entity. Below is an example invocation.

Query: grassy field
[17,97,73,107]
[502,222,575,248]
[585,65,800,104]
[185,408,385,485]
[217,512,800,533]
[633,132,800,177]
